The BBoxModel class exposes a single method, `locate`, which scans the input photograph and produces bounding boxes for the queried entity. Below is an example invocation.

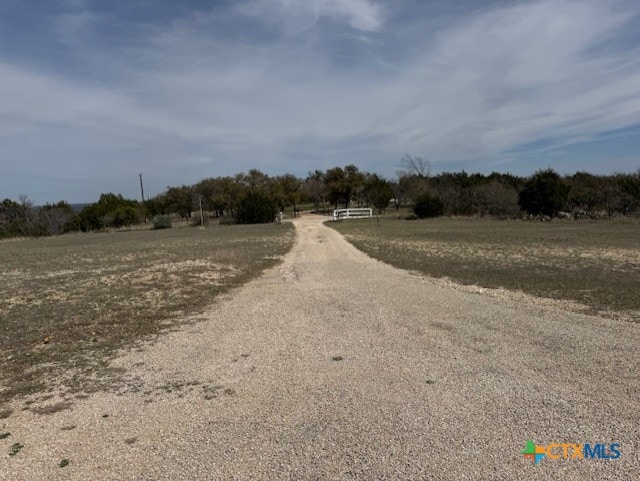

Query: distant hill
[70,203,90,213]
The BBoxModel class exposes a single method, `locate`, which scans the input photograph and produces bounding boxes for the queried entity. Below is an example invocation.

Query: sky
[1,0,640,204]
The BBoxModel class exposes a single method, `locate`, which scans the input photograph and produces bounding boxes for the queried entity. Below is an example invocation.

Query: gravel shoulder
[2,215,639,480]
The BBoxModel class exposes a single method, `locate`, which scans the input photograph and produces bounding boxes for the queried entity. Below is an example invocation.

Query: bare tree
[305,170,327,213]
[397,153,431,178]
[395,155,432,206]
[38,206,72,235]
[17,195,36,236]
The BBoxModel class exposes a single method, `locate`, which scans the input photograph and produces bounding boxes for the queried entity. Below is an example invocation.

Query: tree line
[2,158,639,237]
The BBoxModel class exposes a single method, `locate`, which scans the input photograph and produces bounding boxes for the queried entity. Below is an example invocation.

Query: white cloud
[383,0,640,161]
[5,0,640,161]
[2,0,640,202]
[323,0,383,32]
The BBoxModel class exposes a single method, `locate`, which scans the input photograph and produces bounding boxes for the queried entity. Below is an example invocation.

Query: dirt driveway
[2,215,639,480]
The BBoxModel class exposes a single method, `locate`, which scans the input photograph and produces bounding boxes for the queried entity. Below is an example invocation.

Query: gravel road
[2,215,639,480]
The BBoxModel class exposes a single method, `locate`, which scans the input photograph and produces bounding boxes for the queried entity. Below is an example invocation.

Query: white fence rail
[333,208,373,221]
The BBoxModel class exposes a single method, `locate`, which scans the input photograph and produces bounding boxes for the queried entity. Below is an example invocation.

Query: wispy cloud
[321,0,383,32]
[388,0,640,159]
[1,0,639,202]
[238,0,383,34]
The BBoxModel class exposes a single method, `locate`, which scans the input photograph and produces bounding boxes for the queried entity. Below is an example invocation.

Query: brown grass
[329,216,640,320]
[0,222,294,413]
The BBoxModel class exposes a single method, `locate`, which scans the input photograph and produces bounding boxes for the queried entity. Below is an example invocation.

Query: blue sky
[1,0,640,203]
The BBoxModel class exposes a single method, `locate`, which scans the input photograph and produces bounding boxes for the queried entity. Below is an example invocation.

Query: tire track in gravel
[2,215,639,480]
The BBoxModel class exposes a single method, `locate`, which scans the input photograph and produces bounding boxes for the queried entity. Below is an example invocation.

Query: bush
[414,192,445,218]
[518,169,569,217]
[236,190,278,224]
[106,206,139,228]
[77,193,140,231]
[473,181,520,218]
[152,215,172,229]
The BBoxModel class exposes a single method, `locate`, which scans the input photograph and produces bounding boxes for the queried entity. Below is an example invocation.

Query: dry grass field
[329,216,640,321]
[0,223,294,415]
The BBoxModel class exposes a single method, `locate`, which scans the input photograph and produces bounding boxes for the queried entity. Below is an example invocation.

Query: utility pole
[199,194,204,228]
[139,173,146,223]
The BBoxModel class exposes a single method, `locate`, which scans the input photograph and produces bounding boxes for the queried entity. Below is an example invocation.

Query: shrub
[518,169,569,217]
[77,193,140,231]
[152,215,172,229]
[235,190,278,224]
[414,192,445,218]
[106,206,139,228]
[473,181,520,218]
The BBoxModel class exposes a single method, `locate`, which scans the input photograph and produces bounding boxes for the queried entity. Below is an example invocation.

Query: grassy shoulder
[328,215,640,319]
[0,222,294,412]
